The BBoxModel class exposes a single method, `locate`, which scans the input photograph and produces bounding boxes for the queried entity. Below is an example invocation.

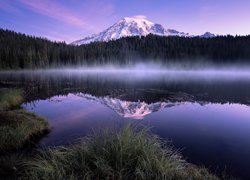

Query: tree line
[0,28,250,69]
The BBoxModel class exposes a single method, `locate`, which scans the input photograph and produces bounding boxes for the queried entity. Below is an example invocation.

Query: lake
[1,69,250,179]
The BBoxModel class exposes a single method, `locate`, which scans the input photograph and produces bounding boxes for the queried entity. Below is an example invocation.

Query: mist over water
[2,62,250,81]
[1,62,250,179]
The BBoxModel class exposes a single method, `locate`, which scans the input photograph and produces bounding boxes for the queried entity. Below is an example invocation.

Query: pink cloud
[70,0,116,30]
[18,0,92,29]
[1,0,116,42]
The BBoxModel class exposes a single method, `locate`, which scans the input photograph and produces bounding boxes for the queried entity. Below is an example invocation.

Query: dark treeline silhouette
[1,28,250,69]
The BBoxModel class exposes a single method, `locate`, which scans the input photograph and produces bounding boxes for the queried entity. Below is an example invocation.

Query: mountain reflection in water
[1,70,250,179]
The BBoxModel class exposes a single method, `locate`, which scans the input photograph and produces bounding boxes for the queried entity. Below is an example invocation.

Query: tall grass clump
[0,88,49,150]
[23,124,218,180]
[0,88,49,179]
[0,89,23,111]
[0,109,49,150]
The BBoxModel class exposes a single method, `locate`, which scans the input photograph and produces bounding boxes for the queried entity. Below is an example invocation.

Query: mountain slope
[200,32,216,38]
[76,93,180,119]
[71,16,189,45]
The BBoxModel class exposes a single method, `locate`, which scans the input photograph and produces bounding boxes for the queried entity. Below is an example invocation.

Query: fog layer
[2,63,250,80]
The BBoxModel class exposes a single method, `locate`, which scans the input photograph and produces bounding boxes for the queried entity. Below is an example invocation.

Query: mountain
[76,93,180,119]
[200,32,216,38]
[71,16,189,45]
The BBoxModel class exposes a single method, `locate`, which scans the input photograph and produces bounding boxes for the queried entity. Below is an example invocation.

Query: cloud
[18,0,92,29]
[1,0,116,42]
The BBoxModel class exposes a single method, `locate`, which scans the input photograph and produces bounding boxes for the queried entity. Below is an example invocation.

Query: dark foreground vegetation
[1,28,250,69]
[0,89,48,178]
[23,125,218,180]
[0,89,48,150]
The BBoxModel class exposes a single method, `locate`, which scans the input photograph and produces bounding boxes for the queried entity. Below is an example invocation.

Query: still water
[1,70,250,179]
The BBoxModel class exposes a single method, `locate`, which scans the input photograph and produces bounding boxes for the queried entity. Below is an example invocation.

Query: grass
[0,88,49,179]
[0,109,49,150]
[23,124,219,180]
[0,89,49,150]
[0,89,23,111]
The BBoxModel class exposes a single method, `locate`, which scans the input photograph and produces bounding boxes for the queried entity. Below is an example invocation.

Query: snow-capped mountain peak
[71,16,189,45]
[71,16,218,45]
[200,32,216,38]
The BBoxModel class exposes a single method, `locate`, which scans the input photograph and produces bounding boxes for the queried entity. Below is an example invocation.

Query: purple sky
[0,0,250,43]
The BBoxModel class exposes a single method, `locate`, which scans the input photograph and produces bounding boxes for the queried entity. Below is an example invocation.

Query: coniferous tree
[0,28,250,69]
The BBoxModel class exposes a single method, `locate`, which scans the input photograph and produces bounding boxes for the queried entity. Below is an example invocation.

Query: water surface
[1,70,250,179]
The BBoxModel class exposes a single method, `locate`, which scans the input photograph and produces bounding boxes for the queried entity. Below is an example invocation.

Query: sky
[0,0,250,43]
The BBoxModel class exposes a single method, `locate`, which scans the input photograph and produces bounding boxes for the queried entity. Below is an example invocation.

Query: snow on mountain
[200,32,216,38]
[76,93,181,119]
[71,16,189,45]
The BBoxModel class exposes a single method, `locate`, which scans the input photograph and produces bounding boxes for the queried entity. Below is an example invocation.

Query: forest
[0,28,250,69]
